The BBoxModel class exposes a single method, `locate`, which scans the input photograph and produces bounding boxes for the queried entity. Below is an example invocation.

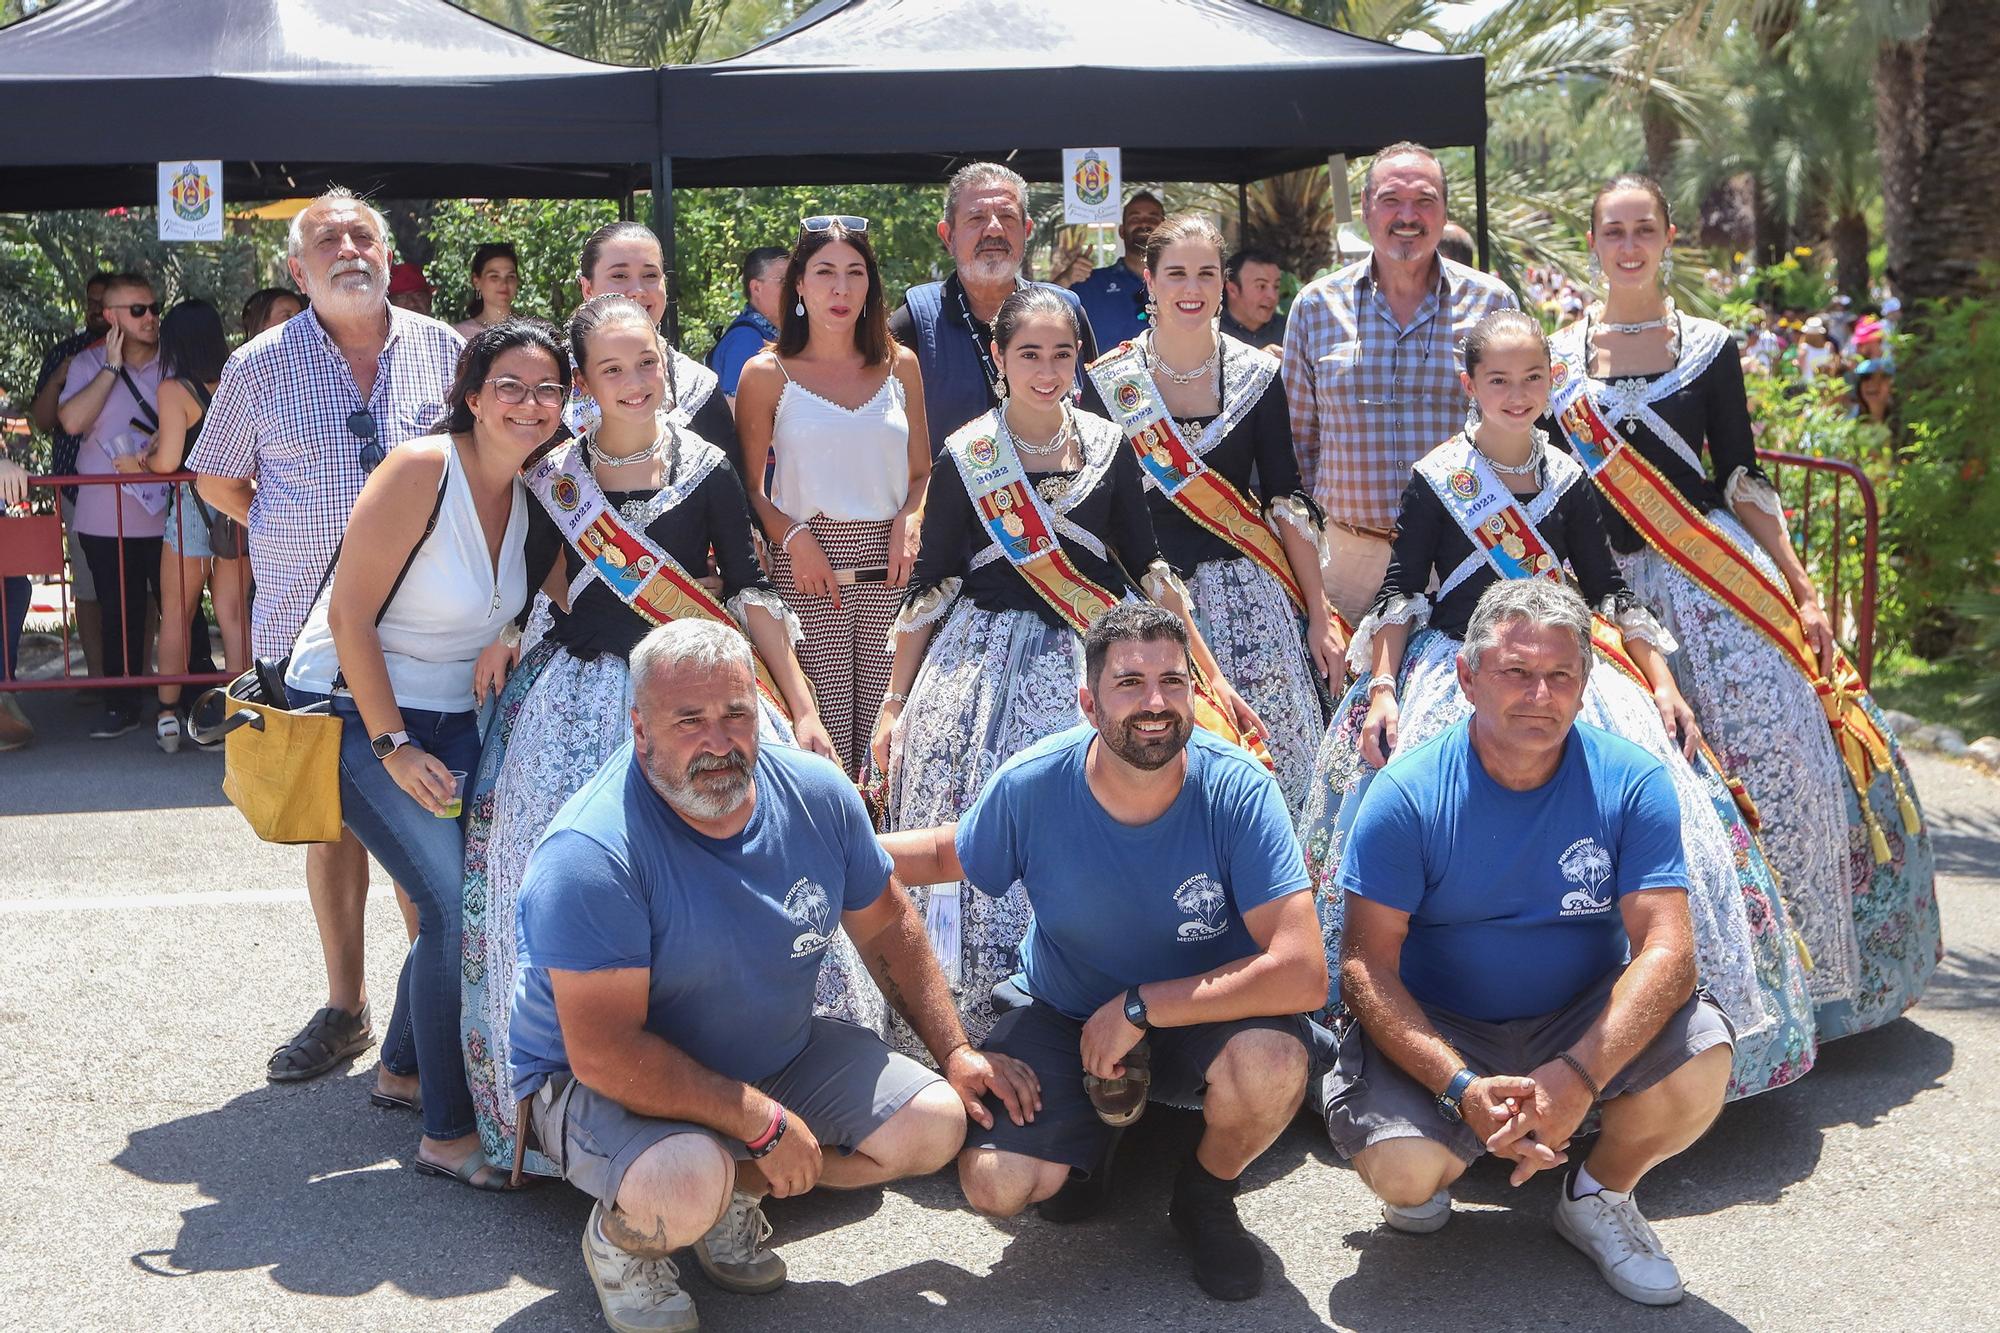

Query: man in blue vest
[889,161,1099,455]
[708,246,787,415]
[1070,191,1165,349]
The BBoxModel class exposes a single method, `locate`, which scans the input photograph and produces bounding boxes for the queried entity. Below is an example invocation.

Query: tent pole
[652,153,680,344]
[1474,141,1490,270]
[1237,180,1248,241]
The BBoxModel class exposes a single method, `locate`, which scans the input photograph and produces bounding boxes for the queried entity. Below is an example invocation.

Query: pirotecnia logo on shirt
[1173,873,1228,942]
[1556,837,1614,916]
[784,878,833,957]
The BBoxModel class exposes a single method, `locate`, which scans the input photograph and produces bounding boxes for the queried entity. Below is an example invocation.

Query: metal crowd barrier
[1756,447,1879,687]
[0,471,246,692]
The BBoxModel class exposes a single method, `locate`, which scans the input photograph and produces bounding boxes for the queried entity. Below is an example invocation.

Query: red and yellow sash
[1087,338,1351,641]
[1550,364,1916,859]
[944,413,1272,769]
[526,440,792,720]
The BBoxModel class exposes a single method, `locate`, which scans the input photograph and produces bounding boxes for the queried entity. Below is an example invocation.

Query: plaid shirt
[1284,256,1516,532]
[190,305,464,659]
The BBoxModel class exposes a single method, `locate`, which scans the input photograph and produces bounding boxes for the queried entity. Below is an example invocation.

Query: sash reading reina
[1086,338,1352,642]
[1548,363,1917,862]
[943,412,1273,771]
[526,440,791,721]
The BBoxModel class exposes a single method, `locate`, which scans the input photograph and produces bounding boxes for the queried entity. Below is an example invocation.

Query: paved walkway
[1,690,1992,1331]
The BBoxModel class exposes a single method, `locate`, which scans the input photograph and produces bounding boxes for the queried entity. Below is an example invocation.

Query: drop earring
[994,374,1008,401]
[794,300,805,317]
[1660,251,1676,286]
[1587,252,1603,286]
[1143,298,1158,324]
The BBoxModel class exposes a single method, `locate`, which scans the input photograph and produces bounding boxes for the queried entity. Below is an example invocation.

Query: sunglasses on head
[346,408,385,473]
[121,302,161,318]
[484,376,567,408]
[802,215,869,234]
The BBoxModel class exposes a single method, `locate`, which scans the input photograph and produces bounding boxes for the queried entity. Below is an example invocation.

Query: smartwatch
[1436,1068,1477,1123]
[1123,985,1151,1032]
[371,730,412,760]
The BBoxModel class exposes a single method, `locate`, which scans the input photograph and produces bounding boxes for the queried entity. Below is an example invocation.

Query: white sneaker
[1382,1189,1452,1234]
[1553,1177,1685,1305]
[694,1190,786,1294]
[581,1201,700,1333]
[156,711,182,754]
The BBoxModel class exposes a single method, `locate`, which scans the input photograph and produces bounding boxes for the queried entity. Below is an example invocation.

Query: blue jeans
[289,685,481,1141]
[2,575,26,680]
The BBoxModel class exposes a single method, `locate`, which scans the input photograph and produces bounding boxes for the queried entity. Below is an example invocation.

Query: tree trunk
[1875,38,1928,290]
[1904,0,2000,306]
[1831,211,1871,303]
[1641,98,1679,183]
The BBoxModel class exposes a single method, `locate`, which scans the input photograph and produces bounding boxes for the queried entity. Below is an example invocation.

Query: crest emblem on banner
[1114,380,1144,414]
[552,477,580,511]
[1449,468,1480,499]
[969,434,998,467]
[1072,151,1112,207]
[166,163,213,222]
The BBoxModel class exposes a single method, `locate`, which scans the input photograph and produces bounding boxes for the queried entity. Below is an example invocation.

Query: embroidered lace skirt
[1297,626,1815,1099]
[1618,508,1940,1040]
[815,599,1086,1052]
[459,639,794,1172]
[1187,555,1327,820]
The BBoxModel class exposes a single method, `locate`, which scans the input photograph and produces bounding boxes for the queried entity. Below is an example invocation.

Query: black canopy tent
[0,0,659,211]
[652,0,1489,318]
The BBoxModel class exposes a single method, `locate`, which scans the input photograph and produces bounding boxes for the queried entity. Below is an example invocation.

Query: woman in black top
[460,295,832,1175]
[1549,174,1937,1048]
[1090,213,1338,816]
[838,286,1247,1046]
[1297,312,1800,1098]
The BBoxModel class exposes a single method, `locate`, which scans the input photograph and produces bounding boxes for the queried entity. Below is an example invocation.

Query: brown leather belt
[1328,519,1396,542]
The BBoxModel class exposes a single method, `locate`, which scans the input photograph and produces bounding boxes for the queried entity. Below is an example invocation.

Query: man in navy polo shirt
[1071,191,1166,348]
[1326,580,1733,1307]
[511,620,1037,1333]
[881,603,1325,1303]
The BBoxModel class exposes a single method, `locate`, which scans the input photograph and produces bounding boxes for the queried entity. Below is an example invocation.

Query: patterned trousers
[770,515,900,775]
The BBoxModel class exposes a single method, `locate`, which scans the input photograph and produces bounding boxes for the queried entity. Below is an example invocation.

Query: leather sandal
[266,1004,374,1083]
[414,1150,519,1193]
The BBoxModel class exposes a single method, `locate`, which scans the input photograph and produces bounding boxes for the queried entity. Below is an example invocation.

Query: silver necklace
[1594,296,1677,334]
[1005,402,1073,457]
[1146,332,1219,386]
[1475,432,1544,476]
[591,424,668,467]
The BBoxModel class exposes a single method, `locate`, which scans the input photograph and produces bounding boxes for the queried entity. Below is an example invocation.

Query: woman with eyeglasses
[458,294,837,1177]
[281,319,565,1192]
[735,215,932,774]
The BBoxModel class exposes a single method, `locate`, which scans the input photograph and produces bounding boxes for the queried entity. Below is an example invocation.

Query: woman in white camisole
[736,217,931,773]
[284,320,564,1192]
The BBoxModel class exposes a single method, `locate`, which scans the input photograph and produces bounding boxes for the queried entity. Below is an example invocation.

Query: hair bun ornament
[563,389,602,439]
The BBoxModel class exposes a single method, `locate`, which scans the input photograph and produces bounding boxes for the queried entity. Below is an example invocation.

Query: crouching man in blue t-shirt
[1327,580,1734,1307]
[509,621,1039,1333]
[882,603,1328,1303]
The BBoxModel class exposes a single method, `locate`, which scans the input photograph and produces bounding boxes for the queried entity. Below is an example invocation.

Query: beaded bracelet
[1366,674,1398,697]
[779,521,810,552]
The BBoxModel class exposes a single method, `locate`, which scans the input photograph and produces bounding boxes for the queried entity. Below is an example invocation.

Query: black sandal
[267,1004,374,1083]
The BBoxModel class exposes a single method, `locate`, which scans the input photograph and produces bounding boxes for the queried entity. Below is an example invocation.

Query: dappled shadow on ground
[1926,799,2000,881]
[0,688,230,816]
[116,1072,587,1301]
[1922,941,2000,1012]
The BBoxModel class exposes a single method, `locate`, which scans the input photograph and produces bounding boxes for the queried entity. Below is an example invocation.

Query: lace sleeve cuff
[890,578,961,645]
[1596,594,1680,655]
[1345,593,1429,676]
[1141,559,1192,607]
[727,586,804,648]
[1265,493,1329,563]
[1723,466,1784,519]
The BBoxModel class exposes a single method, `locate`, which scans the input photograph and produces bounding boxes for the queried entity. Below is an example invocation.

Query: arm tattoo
[864,888,970,1066]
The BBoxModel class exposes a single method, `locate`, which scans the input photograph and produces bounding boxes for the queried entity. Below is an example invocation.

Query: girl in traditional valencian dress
[836,285,1265,1046]
[460,295,835,1174]
[1085,213,1339,818]
[1549,175,1938,1042]
[1298,310,1816,1098]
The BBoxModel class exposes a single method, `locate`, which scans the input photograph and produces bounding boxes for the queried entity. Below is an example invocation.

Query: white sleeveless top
[286,440,529,714]
[768,363,912,522]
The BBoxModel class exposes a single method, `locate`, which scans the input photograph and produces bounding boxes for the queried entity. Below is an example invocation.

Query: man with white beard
[1283,143,1516,623]
[511,620,1034,1333]
[193,186,464,1086]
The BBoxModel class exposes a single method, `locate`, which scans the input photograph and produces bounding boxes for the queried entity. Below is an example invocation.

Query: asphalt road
[2,690,1994,1332]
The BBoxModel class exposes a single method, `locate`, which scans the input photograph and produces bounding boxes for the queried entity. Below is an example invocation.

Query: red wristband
[745,1100,784,1153]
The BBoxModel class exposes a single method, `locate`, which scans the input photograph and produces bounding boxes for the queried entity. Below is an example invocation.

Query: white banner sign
[1062,147,1122,226]
[157,161,223,242]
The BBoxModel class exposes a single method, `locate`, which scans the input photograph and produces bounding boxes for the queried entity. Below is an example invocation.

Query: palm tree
[1902,0,2000,305]
[536,0,730,65]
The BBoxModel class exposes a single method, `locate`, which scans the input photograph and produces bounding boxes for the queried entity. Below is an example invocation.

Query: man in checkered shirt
[1284,143,1516,623]
[192,187,463,1086]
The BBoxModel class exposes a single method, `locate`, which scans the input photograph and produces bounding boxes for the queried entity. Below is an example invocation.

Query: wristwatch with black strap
[1123,985,1151,1032]
[1436,1067,1477,1123]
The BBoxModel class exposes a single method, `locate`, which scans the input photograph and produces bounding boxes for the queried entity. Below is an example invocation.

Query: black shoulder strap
[322,454,452,691]
[118,365,159,431]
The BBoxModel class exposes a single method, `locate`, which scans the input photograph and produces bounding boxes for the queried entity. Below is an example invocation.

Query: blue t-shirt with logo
[509,739,892,1100]
[1337,719,1686,1022]
[956,724,1310,1021]
[1072,262,1149,348]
